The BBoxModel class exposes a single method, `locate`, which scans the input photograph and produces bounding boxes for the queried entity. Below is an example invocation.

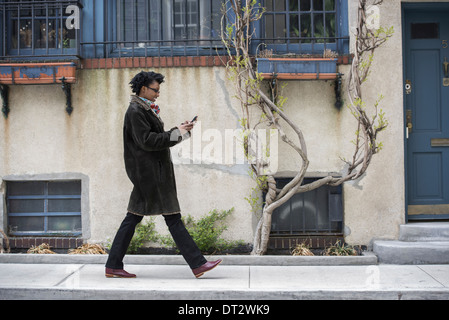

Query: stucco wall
[3,0,441,249]
[0,67,256,245]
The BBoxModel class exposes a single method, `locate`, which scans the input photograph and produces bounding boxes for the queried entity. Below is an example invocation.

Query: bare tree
[220,0,393,255]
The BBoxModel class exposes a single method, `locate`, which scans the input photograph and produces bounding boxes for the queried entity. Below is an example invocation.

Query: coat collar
[130,95,164,126]
[130,95,151,111]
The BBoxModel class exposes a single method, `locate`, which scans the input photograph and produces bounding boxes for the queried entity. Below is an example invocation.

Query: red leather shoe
[105,268,136,278]
[192,259,222,278]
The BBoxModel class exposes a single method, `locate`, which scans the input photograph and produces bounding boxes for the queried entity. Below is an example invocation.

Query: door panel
[412,50,440,132]
[405,10,449,219]
[413,153,442,199]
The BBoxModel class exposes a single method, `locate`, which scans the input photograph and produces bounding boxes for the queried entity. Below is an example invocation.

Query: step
[399,222,449,242]
[373,240,449,264]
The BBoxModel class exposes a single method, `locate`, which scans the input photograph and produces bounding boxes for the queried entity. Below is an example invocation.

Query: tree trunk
[251,175,276,255]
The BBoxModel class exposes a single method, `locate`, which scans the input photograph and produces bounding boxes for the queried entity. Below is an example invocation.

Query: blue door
[404,8,449,220]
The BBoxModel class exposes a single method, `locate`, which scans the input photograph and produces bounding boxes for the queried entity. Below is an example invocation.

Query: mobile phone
[191,116,198,123]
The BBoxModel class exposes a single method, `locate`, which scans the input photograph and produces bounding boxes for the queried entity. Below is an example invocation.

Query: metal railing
[80,38,226,59]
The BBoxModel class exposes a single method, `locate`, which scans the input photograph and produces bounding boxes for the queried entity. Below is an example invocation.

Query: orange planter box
[0,62,76,85]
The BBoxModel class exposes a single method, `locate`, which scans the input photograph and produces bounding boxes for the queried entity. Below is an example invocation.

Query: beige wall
[0,67,256,245]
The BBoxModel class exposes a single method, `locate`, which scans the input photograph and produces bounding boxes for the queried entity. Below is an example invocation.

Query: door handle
[406,109,412,138]
[444,57,449,78]
[444,58,449,86]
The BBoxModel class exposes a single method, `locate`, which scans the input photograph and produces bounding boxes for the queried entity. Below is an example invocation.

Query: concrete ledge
[0,252,377,266]
[2,287,449,300]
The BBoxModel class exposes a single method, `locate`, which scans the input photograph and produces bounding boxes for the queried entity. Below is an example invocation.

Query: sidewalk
[0,253,448,300]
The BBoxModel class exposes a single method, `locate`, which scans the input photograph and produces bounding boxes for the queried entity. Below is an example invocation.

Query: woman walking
[105,71,221,278]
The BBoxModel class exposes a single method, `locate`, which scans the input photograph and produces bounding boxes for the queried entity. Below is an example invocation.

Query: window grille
[6,180,82,237]
[256,0,348,55]
[113,0,223,57]
[270,177,343,235]
[0,0,81,58]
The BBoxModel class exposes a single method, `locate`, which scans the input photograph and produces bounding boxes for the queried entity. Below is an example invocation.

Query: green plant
[159,208,244,254]
[127,218,159,254]
[324,240,359,256]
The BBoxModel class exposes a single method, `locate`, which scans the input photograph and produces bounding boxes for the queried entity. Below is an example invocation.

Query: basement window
[6,180,82,237]
[270,177,343,235]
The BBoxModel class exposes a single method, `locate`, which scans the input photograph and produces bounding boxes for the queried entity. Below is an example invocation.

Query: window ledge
[257,57,343,80]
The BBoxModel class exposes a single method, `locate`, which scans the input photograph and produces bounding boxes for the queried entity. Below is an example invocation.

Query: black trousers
[105,212,207,270]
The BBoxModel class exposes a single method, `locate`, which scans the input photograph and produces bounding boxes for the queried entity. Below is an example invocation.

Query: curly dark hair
[129,71,165,95]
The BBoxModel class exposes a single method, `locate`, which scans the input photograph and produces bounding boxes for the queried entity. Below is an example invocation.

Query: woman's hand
[178,121,194,135]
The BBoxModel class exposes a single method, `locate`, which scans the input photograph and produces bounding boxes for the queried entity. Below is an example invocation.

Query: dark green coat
[123,95,185,216]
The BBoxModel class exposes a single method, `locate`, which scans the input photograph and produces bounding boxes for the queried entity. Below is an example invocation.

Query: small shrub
[127,218,159,254]
[159,208,244,254]
[324,240,359,256]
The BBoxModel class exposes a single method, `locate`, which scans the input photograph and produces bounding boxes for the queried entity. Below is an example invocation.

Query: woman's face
[139,81,160,102]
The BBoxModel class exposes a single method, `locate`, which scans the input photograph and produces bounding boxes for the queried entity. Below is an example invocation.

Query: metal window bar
[16,2,19,56]
[45,2,48,55]
[60,2,63,54]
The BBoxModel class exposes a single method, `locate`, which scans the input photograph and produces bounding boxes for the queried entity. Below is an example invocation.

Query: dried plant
[27,243,56,254]
[291,242,314,256]
[68,243,107,255]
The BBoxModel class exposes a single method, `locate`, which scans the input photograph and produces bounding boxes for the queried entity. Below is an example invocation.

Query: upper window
[255,0,348,55]
[113,0,223,57]
[0,0,81,59]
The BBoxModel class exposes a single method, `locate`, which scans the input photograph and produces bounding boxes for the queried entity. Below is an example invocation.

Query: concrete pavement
[0,253,448,300]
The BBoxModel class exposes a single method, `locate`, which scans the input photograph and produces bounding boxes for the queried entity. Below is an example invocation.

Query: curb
[2,287,449,300]
[0,252,378,266]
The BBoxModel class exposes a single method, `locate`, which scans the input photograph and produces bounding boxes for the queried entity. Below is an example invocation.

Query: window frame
[6,180,82,237]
